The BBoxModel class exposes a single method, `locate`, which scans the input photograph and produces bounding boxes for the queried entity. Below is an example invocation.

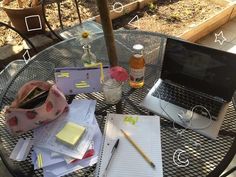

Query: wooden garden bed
[94,0,236,42]
[180,0,236,42]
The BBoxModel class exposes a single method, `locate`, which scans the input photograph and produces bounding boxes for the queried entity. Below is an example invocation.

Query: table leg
[221,166,236,177]
[116,101,122,114]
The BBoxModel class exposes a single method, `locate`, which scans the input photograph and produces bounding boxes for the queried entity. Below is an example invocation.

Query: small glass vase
[102,77,122,104]
[81,44,97,65]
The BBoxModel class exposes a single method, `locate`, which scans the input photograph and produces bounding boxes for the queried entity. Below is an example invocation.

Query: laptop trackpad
[163,103,212,130]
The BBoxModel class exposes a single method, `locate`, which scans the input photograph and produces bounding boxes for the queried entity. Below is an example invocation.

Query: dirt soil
[113,0,224,36]
[0,0,225,47]
[0,0,135,47]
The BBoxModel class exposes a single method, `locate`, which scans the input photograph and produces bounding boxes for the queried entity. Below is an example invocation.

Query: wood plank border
[180,1,236,42]
[94,0,155,23]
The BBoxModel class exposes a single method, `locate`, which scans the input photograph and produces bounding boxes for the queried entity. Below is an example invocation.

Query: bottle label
[129,68,145,82]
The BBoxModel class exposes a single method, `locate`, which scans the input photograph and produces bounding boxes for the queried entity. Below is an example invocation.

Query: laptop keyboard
[152,82,223,119]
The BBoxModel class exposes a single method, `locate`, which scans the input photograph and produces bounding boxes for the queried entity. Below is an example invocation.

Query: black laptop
[141,37,236,139]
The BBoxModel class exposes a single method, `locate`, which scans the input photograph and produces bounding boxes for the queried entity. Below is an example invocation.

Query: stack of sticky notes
[56,122,86,147]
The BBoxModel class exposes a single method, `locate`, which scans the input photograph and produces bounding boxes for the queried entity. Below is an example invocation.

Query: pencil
[120,129,156,169]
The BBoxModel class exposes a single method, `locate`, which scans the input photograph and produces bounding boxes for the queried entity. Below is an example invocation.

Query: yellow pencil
[120,129,156,169]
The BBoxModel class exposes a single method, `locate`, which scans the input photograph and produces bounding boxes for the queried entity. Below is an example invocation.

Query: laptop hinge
[164,80,226,103]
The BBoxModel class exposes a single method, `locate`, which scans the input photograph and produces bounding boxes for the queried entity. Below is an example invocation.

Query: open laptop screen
[161,38,236,102]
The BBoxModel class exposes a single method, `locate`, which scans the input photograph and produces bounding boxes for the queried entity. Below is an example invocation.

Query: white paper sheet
[32,147,65,169]
[10,138,33,161]
[43,116,102,177]
[64,143,94,164]
[33,99,96,159]
[96,114,163,177]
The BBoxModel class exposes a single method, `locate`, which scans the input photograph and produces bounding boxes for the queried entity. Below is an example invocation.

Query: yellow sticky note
[75,81,90,88]
[57,72,70,78]
[37,153,43,169]
[124,116,139,125]
[83,62,104,82]
[56,122,86,147]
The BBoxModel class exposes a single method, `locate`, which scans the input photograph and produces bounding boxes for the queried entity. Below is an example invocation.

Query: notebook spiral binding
[95,115,109,177]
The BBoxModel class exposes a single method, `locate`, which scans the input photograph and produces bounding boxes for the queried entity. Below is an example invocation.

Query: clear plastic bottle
[81,45,97,65]
[129,44,145,88]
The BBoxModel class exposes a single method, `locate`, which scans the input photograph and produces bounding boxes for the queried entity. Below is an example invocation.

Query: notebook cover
[54,66,109,95]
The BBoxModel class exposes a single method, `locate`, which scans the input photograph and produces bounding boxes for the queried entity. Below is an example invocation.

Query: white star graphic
[214,31,226,45]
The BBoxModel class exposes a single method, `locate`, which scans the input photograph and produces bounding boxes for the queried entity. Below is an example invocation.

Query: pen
[102,139,119,177]
[120,129,156,169]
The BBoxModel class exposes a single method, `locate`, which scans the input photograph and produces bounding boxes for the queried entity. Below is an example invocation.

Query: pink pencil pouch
[4,80,69,135]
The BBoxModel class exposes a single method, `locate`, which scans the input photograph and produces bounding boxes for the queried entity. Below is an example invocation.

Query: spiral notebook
[96,113,163,177]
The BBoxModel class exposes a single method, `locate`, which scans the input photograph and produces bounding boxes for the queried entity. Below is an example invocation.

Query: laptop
[140,38,236,139]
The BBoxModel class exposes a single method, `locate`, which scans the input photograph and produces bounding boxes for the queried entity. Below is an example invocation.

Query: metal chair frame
[0,22,37,53]
[41,0,82,41]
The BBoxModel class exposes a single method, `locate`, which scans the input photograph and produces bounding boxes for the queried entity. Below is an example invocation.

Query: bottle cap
[133,44,143,51]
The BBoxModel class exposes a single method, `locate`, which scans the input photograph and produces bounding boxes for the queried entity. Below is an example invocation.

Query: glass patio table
[0,30,236,177]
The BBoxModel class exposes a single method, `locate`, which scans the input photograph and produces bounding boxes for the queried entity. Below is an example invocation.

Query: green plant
[147,2,158,13]
[167,13,181,22]
[123,8,129,15]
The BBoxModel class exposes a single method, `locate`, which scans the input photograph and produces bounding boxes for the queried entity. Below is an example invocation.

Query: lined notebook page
[97,114,163,177]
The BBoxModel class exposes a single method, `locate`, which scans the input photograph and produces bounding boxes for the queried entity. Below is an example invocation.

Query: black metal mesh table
[0,30,236,177]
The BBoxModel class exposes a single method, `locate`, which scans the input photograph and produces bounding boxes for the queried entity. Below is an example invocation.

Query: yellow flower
[81,31,89,39]
[80,30,93,46]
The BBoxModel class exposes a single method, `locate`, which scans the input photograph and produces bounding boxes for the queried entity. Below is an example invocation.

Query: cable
[154,89,213,149]
[186,105,213,130]
[155,90,213,131]
[154,90,186,136]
